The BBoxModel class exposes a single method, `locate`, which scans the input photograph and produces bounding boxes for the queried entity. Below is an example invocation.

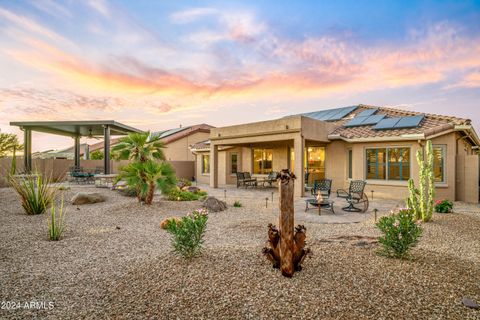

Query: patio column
[209,143,218,188]
[74,136,81,168]
[294,135,305,197]
[103,125,111,174]
[23,128,32,173]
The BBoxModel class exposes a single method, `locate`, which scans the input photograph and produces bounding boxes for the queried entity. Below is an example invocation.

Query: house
[190,105,480,203]
[32,143,90,159]
[90,124,213,162]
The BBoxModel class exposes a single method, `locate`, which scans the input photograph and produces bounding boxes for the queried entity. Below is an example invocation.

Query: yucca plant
[48,197,67,241]
[9,173,55,215]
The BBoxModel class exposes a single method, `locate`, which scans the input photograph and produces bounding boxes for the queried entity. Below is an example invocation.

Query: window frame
[365,146,411,181]
[201,154,210,175]
[347,149,353,179]
[230,152,238,174]
[432,144,447,184]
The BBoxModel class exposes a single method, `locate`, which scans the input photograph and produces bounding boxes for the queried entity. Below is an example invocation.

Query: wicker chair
[337,180,369,212]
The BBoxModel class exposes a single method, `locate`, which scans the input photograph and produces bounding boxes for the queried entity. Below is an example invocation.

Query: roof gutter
[327,133,425,143]
[454,125,480,146]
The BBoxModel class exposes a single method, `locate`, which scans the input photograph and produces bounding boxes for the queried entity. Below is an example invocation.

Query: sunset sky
[1,0,479,151]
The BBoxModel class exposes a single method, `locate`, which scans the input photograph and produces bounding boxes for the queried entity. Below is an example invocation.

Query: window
[387,148,410,181]
[253,148,273,174]
[230,153,238,174]
[202,155,210,174]
[366,148,386,179]
[433,145,446,183]
[305,147,326,183]
[348,149,352,179]
[366,147,410,181]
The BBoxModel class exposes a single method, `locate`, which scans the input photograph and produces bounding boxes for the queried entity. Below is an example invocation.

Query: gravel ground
[0,186,479,319]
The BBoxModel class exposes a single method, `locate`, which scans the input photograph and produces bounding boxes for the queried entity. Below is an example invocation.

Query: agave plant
[48,197,67,241]
[9,173,55,215]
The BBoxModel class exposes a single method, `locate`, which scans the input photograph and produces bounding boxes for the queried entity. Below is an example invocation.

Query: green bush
[9,173,55,215]
[376,209,422,259]
[177,178,192,188]
[167,188,207,201]
[434,199,453,213]
[48,197,67,241]
[90,150,104,160]
[233,200,242,207]
[164,208,209,259]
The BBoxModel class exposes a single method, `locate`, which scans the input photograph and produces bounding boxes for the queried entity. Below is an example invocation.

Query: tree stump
[262,169,310,277]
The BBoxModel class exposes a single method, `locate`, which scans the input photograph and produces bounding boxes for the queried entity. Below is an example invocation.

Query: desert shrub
[177,178,192,188]
[9,173,55,215]
[48,197,67,241]
[160,217,181,229]
[90,150,104,160]
[233,200,242,207]
[434,199,453,213]
[167,188,207,201]
[376,208,422,259]
[164,209,209,259]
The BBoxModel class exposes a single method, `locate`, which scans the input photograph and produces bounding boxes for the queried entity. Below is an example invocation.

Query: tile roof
[325,104,470,140]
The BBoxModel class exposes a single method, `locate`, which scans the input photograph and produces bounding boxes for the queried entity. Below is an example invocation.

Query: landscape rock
[202,196,227,212]
[71,192,106,205]
[462,298,479,309]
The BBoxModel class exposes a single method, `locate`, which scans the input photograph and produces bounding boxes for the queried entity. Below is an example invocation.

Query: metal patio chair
[311,179,332,199]
[337,180,369,212]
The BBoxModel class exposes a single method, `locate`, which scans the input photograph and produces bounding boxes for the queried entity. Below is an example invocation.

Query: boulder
[181,186,201,193]
[202,196,227,212]
[71,192,106,205]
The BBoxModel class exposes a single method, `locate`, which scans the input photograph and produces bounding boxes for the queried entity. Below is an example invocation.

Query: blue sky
[0,0,479,150]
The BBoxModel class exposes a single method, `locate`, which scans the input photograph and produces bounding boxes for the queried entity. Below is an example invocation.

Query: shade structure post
[74,136,81,168]
[23,128,32,173]
[103,125,111,174]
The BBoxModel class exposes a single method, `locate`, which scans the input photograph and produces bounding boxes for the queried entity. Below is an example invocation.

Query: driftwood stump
[262,170,310,277]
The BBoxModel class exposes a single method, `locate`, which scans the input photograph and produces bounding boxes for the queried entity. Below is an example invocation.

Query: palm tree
[112,131,166,162]
[119,160,176,205]
[114,131,176,204]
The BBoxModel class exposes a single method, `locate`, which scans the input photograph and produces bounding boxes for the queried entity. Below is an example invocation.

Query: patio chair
[337,180,369,212]
[243,172,258,188]
[259,171,278,187]
[311,179,332,198]
[236,172,246,188]
[69,166,89,184]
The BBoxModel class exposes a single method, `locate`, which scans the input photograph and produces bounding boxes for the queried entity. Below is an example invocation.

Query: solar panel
[373,118,401,130]
[356,109,377,117]
[361,114,385,125]
[325,106,358,121]
[394,115,425,129]
[344,116,368,127]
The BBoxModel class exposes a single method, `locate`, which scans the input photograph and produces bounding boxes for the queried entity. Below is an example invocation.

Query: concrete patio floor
[197,184,404,224]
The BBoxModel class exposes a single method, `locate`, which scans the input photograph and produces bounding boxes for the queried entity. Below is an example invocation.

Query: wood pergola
[9,120,143,174]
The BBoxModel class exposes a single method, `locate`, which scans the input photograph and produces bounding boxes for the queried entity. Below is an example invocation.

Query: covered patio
[207,115,334,197]
[10,120,143,174]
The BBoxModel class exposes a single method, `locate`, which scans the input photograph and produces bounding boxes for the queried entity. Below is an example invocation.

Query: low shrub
[434,199,453,213]
[233,200,242,207]
[48,197,67,241]
[160,217,181,229]
[167,188,207,201]
[376,208,422,259]
[164,209,209,259]
[177,178,192,188]
[9,173,55,215]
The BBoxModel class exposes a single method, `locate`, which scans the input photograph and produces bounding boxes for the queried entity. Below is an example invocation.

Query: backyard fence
[0,157,194,188]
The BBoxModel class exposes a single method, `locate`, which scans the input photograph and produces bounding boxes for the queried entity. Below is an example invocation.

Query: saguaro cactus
[407,140,435,222]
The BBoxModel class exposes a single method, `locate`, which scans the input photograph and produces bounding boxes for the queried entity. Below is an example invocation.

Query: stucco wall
[0,158,193,187]
[164,131,210,161]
